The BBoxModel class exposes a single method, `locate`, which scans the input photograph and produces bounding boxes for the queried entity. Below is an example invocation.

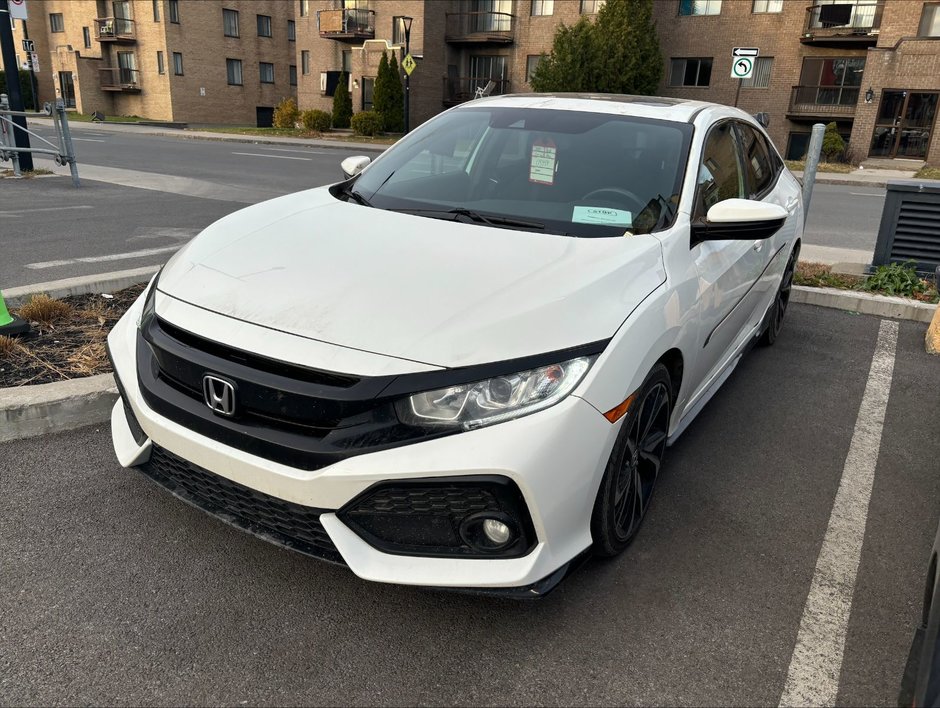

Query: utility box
[873,180,940,273]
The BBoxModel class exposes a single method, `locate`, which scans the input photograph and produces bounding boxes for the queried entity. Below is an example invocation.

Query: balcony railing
[445,12,515,43]
[317,8,375,41]
[788,85,860,116]
[94,17,136,42]
[99,67,141,92]
[802,1,882,44]
[443,77,510,106]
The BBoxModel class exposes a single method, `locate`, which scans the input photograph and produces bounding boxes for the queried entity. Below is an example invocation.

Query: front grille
[353,486,502,516]
[140,445,343,564]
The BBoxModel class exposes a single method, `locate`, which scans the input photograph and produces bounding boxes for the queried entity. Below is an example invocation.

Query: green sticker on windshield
[572,206,632,227]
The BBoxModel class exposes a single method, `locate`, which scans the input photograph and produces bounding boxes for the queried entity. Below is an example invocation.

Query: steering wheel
[580,187,646,214]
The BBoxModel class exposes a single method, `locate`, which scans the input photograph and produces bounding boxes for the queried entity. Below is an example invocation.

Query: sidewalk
[791,168,920,188]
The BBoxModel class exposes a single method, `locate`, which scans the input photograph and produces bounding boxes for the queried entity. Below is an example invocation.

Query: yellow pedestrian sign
[402,53,417,76]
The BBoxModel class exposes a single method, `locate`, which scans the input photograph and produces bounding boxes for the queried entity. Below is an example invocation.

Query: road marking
[231,151,312,161]
[261,147,334,156]
[779,319,899,708]
[71,137,106,142]
[0,205,93,216]
[849,192,884,197]
[26,245,180,269]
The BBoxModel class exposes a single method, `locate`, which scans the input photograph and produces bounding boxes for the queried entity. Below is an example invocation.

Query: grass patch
[796,261,939,304]
[795,262,863,290]
[64,112,145,123]
[785,160,854,174]
[18,294,72,325]
[1,167,55,178]
[914,166,940,180]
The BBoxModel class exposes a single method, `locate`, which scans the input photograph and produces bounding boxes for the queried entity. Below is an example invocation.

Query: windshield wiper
[343,187,372,207]
[392,208,546,232]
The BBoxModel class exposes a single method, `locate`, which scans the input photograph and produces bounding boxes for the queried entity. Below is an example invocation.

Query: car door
[687,120,775,402]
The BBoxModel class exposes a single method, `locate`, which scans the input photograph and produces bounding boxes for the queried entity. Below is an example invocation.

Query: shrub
[383,54,405,133]
[332,72,352,129]
[272,97,299,129]
[18,294,72,325]
[822,121,846,162]
[860,261,928,298]
[351,111,383,137]
[301,109,331,133]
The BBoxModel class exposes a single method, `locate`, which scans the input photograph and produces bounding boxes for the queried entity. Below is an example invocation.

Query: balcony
[99,67,141,92]
[443,77,510,107]
[445,12,514,44]
[787,85,859,118]
[94,17,136,42]
[317,8,375,41]
[801,2,883,47]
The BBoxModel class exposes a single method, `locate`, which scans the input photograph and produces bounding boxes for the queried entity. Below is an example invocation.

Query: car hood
[157,188,666,369]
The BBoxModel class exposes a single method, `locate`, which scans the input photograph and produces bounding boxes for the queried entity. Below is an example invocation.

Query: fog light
[483,518,512,546]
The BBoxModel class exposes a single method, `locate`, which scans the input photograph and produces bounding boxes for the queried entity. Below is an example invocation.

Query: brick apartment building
[13,0,297,125]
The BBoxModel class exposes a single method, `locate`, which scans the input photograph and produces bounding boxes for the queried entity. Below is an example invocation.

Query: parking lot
[2,303,938,706]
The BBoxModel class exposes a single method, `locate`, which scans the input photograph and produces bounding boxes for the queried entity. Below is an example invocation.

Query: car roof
[468,93,728,124]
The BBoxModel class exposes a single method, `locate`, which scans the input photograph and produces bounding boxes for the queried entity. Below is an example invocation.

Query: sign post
[0,0,34,169]
[730,47,759,109]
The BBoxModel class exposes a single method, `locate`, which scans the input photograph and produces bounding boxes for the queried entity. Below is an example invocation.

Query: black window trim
[732,120,782,201]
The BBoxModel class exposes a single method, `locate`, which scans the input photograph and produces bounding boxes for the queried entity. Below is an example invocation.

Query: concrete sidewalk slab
[792,169,920,188]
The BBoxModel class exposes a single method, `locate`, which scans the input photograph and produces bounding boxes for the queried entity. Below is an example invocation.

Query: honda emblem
[203,375,236,417]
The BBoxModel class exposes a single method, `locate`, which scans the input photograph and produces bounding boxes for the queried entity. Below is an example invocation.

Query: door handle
[753,240,764,252]
[785,197,799,213]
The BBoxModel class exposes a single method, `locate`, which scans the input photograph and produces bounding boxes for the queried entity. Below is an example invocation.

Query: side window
[696,122,744,217]
[736,123,775,198]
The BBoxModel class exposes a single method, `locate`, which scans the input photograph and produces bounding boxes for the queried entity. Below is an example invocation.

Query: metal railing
[789,85,860,115]
[444,12,515,42]
[804,1,883,34]
[0,96,80,186]
[443,77,510,105]
[99,67,141,91]
[94,16,136,41]
[317,8,375,38]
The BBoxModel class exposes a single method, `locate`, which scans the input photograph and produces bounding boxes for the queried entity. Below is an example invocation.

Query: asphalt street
[2,304,938,706]
[0,119,885,288]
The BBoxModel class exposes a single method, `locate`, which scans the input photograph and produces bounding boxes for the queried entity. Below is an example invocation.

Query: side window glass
[696,122,745,216]
[737,123,774,198]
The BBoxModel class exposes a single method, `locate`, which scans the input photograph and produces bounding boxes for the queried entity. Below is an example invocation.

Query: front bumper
[108,295,616,592]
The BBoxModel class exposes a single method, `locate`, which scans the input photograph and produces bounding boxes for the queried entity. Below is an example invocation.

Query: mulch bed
[0,284,146,388]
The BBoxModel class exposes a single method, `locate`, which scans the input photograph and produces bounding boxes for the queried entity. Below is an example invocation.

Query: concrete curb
[0,374,116,443]
[5,265,160,307]
[1,282,934,444]
[927,305,940,355]
[792,285,936,323]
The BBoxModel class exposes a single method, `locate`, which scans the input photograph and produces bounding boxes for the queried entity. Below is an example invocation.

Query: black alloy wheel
[591,364,672,557]
[761,242,800,346]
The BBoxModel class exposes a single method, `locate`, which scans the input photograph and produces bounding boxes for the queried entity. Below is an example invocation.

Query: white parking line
[849,192,884,197]
[231,152,312,161]
[779,319,899,708]
[71,138,106,142]
[260,147,335,155]
[0,205,93,216]
[26,245,181,269]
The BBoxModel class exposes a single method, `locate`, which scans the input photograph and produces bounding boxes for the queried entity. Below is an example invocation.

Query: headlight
[395,356,594,430]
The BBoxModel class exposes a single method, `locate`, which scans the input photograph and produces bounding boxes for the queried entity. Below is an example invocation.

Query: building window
[259,62,275,84]
[83,26,92,48]
[172,51,183,75]
[362,76,374,110]
[678,0,721,16]
[531,0,554,16]
[157,50,165,74]
[392,16,406,45]
[741,56,773,88]
[797,56,864,105]
[299,0,309,18]
[49,13,64,32]
[670,57,712,87]
[169,0,180,23]
[288,19,296,40]
[223,9,239,37]
[526,55,542,83]
[153,0,160,21]
[580,0,605,13]
[342,49,352,74]
[301,50,310,75]
[226,58,243,85]
[919,3,940,37]
[289,64,297,86]
[257,14,272,37]
[752,0,782,12]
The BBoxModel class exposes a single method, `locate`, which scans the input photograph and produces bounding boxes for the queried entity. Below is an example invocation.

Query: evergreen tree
[372,52,395,131]
[332,72,352,129]
[384,54,405,133]
[530,0,661,95]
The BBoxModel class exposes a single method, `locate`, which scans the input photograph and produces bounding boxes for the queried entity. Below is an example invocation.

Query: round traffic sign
[732,57,753,79]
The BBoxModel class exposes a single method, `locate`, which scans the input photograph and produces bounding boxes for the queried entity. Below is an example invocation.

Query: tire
[760,242,800,347]
[591,363,672,558]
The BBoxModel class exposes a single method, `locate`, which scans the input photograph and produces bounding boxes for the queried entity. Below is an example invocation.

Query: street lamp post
[401,16,413,133]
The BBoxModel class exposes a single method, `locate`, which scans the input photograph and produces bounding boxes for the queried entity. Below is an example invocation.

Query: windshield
[349,106,693,237]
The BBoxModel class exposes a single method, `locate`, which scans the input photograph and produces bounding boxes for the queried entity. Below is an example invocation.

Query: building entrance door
[58,72,76,108]
[869,90,938,159]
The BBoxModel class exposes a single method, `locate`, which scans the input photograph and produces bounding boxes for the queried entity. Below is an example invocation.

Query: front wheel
[591,364,672,557]
[760,242,799,346]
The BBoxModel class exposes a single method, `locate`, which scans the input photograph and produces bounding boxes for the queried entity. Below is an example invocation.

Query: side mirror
[341,155,371,179]
[692,198,787,242]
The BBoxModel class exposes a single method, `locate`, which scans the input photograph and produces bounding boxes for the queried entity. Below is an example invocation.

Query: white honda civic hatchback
[108,94,803,596]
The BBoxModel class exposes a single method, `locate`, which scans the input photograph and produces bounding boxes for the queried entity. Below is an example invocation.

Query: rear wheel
[591,364,672,557]
[760,242,799,346]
